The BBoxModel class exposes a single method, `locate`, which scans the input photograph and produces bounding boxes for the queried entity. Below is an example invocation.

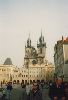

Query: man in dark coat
[49,77,66,100]
[7,82,12,91]
[64,82,68,100]
[6,82,12,100]
[27,82,43,100]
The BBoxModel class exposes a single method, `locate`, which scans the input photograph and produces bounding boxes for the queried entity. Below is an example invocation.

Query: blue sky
[0,0,68,66]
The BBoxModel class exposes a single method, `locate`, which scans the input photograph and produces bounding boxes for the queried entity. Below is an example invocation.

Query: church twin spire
[25,31,46,66]
[27,33,31,47]
[26,31,45,48]
[39,30,44,44]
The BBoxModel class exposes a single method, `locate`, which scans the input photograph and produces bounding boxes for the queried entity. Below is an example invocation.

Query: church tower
[37,31,46,64]
[24,34,37,68]
[24,34,32,68]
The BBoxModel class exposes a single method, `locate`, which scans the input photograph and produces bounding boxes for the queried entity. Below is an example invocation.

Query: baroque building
[54,36,68,81]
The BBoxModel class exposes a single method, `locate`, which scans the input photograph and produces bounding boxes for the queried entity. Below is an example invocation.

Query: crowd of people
[20,77,68,100]
[0,77,68,100]
[0,82,12,100]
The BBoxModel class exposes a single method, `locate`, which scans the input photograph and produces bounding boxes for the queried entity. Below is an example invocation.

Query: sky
[0,0,68,67]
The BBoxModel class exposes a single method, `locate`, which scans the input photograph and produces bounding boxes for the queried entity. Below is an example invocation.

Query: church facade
[24,33,46,68]
[22,33,55,84]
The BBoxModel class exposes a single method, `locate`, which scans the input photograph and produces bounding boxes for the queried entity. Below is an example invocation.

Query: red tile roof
[64,37,68,43]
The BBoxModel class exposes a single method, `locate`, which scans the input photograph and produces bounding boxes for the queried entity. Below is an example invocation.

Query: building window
[26,75,27,77]
[14,70,18,72]
[2,69,3,71]
[30,75,31,77]
[24,75,25,77]
[18,73,22,77]
[37,75,38,77]
[32,60,37,65]
[22,75,23,77]
[40,48,42,53]
[28,50,29,53]
[16,75,17,77]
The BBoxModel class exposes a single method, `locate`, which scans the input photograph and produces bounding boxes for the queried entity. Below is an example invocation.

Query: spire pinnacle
[62,36,64,41]
[27,33,31,47]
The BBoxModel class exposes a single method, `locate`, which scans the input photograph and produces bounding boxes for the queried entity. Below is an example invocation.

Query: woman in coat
[27,82,43,100]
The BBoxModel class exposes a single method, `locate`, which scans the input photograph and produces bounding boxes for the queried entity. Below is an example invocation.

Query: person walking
[6,82,12,100]
[27,82,43,100]
[49,77,66,100]
[26,83,31,95]
[19,84,27,100]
